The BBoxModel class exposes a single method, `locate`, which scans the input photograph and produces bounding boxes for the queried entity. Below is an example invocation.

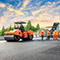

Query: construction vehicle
[46,22,60,37]
[46,23,59,31]
[4,21,33,42]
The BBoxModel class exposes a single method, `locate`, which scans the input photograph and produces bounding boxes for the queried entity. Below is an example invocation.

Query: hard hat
[42,30,43,31]
[47,31,49,33]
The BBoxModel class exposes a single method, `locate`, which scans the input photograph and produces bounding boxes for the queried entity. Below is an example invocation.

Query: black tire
[6,40,10,42]
[4,37,6,40]
[14,35,20,41]
[4,37,9,42]
[29,35,33,40]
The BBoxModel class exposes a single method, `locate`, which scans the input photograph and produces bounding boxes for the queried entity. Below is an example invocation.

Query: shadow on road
[0,39,59,43]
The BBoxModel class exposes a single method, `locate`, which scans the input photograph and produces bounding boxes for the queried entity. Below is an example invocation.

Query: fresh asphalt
[0,37,60,60]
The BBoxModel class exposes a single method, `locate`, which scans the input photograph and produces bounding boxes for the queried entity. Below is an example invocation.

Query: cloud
[0,10,16,23]
[32,1,60,16]
[0,2,6,8]
[25,12,29,14]
[35,1,42,6]
[20,0,31,10]
[17,0,21,7]
[54,16,60,22]
[0,1,60,30]
[37,12,53,20]
[7,8,24,15]
[0,16,7,23]
[0,23,1,26]
[32,9,43,16]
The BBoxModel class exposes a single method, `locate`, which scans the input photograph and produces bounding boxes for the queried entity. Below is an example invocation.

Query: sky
[0,0,60,30]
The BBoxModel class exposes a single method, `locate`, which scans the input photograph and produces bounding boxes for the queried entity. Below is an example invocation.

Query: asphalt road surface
[0,37,60,60]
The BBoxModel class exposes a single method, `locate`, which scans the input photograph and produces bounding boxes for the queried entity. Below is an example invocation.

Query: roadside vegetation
[0,21,46,36]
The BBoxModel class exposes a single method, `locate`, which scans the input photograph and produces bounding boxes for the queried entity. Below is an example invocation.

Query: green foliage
[0,30,1,34]
[36,24,40,30]
[0,25,14,36]
[24,26,27,29]
[26,21,31,30]
[12,27,14,30]
[0,21,41,36]
[1,26,5,36]
[9,25,12,30]
[31,26,35,31]
[26,21,40,32]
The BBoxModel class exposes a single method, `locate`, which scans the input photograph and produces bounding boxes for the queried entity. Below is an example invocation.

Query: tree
[31,25,35,31]
[26,21,31,30]
[9,25,12,30]
[24,26,27,29]
[1,26,5,36]
[36,24,40,30]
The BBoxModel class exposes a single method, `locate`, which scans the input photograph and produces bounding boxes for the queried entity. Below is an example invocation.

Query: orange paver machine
[4,21,33,42]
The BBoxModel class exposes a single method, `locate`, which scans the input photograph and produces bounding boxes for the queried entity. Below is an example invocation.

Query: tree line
[0,21,40,36]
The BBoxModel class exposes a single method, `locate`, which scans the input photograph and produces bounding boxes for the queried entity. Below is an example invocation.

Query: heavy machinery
[46,23,59,31]
[4,21,33,42]
[46,22,60,37]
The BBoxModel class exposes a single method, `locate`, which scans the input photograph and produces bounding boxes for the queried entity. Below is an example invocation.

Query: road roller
[4,21,33,42]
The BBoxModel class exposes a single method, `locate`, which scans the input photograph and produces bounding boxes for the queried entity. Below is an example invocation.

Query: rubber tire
[14,35,20,41]
[4,37,9,42]
[29,35,33,40]
[6,40,10,42]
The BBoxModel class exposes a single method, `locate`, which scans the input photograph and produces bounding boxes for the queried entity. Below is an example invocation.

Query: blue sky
[0,0,60,29]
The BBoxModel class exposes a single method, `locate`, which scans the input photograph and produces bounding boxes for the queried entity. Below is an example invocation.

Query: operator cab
[14,21,26,32]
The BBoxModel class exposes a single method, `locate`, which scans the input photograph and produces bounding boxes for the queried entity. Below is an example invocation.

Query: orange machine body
[4,21,34,41]
[4,29,33,39]
[14,29,23,37]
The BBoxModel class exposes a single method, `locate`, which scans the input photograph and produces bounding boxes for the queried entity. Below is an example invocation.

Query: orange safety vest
[47,32,51,36]
[41,31,44,36]
[56,31,59,37]
[35,33,37,37]
[54,31,57,37]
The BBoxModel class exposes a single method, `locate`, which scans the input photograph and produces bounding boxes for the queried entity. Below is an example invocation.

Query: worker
[35,33,37,37]
[47,31,51,40]
[20,23,25,32]
[20,23,23,27]
[53,30,59,40]
[53,30,56,40]
[56,31,59,40]
[41,30,44,40]
[50,30,53,37]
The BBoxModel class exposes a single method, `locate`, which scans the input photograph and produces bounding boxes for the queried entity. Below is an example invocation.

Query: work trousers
[42,36,44,40]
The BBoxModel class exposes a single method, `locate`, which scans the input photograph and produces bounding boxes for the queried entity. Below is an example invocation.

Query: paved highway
[0,37,60,60]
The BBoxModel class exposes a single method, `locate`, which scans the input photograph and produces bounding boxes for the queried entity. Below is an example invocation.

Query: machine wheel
[14,35,20,41]
[4,37,9,42]
[6,40,10,42]
[4,37,6,40]
[29,35,33,40]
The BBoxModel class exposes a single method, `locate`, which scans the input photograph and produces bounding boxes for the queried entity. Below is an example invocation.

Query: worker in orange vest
[53,30,57,40]
[56,31,59,40]
[35,33,37,37]
[47,31,51,40]
[41,30,44,40]
[53,31,59,40]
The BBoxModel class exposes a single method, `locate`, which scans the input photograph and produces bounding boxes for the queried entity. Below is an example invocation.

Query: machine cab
[14,21,26,32]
